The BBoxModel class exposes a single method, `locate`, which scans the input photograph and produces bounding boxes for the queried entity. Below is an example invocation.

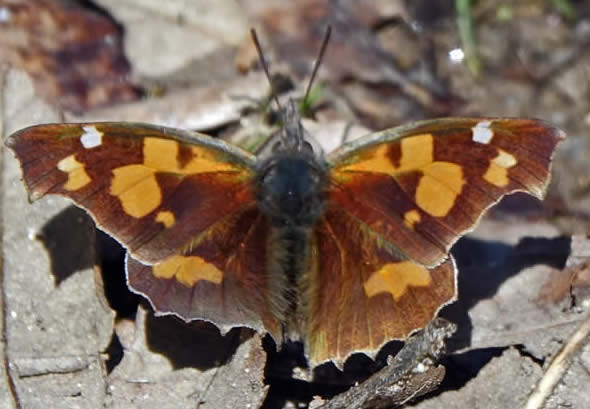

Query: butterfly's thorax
[256,154,326,226]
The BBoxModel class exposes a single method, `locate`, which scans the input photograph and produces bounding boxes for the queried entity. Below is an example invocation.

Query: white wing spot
[80,126,103,149]
[472,121,494,144]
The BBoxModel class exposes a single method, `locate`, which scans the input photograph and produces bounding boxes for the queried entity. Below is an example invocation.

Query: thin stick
[250,28,282,111]
[525,310,590,409]
[303,25,332,103]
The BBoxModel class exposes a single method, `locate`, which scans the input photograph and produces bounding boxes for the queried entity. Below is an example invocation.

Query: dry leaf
[0,0,140,113]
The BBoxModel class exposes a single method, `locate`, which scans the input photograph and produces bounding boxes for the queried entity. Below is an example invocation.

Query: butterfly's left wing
[326,118,565,267]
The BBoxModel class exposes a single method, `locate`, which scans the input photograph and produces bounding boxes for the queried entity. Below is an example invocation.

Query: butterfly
[5,30,565,368]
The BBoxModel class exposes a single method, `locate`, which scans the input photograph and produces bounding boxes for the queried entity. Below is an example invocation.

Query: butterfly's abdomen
[265,223,314,341]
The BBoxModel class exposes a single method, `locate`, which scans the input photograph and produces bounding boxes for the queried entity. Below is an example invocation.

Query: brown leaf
[538,260,590,304]
[0,0,140,113]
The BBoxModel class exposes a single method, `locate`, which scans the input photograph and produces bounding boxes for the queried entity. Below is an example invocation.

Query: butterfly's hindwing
[305,204,456,366]
[126,204,282,339]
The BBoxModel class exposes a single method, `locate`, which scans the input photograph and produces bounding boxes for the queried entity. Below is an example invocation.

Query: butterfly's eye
[301,141,314,153]
[272,142,283,153]
[261,166,275,185]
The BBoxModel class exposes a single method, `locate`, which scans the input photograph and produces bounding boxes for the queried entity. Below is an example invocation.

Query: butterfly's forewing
[304,205,456,366]
[7,123,257,264]
[327,118,565,267]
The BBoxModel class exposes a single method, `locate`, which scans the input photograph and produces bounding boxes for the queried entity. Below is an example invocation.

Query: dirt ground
[1,0,590,408]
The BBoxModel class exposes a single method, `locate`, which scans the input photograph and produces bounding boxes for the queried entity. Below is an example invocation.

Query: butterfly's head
[273,99,308,153]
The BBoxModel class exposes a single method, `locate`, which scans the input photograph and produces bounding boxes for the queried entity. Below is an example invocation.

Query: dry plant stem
[317,318,456,409]
[0,64,6,137]
[525,310,590,409]
[456,0,481,75]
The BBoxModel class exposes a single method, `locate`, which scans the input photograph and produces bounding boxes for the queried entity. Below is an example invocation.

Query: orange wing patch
[483,149,517,187]
[56,154,91,191]
[152,254,223,286]
[403,209,421,229]
[363,261,432,300]
[415,162,464,217]
[338,133,433,174]
[110,165,162,218]
[155,211,175,228]
[142,137,239,174]
[399,133,434,170]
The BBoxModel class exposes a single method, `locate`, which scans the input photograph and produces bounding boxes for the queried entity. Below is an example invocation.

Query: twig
[525,310,590,409]
[316,318,456,409]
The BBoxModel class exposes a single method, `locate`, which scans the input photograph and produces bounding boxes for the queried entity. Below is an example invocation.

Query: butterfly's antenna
[250,28,283,111]
[303,25,332,104]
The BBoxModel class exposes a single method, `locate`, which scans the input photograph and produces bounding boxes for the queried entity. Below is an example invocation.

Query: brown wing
[304,205,456,367]
[7,122,280,336]
[327,118,565,267]
[126,205,281,338]
[6,122,257,264]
